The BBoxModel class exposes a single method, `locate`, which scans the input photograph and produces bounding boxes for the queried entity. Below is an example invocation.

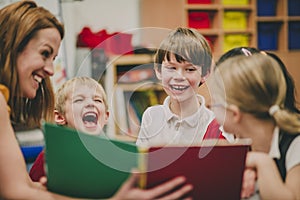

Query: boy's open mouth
[82,112,98,126]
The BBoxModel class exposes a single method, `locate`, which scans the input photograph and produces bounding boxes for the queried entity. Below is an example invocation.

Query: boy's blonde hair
[209,53,300,134]
[55,77,108,115]
[154,27,212,77]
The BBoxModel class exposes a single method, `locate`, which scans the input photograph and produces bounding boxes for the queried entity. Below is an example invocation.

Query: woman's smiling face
[17,28,61,99]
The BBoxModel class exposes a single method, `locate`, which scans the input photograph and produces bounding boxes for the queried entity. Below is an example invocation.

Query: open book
[43,123,251,199]
[139,139,251,199]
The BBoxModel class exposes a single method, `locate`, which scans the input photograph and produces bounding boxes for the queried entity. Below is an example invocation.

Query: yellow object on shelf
[223,11,247,30]
[223,34,249,52]
[222,0,249,5]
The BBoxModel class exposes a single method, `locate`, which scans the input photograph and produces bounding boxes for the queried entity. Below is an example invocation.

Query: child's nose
[86,98,96,107]
[173,69,186,80]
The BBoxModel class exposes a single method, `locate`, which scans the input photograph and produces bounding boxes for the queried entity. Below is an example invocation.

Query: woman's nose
[44,60,54,76]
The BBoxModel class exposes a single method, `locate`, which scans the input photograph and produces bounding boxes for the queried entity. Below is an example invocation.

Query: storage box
[222,0,248,5]
[223,11,247,30]
[223,34,249,53]
[188,11,211,29]
[188,0,211,4]
[257,22,281,50]
[76,27,109,49]
[257,0,277,16]
[204,36,215,51]
[288,0,300,16]
[106,32,133,55]
[289,22,300,49]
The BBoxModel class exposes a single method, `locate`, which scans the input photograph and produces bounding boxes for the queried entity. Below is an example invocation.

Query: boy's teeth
[171,85,188,91]
[33,75,42,83]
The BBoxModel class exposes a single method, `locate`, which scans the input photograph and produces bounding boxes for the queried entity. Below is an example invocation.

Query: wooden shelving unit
[140,0,256,58]
[140,0,300,107]
[185,1,255,58]
[255,0,300,107]
[104,54,166,140]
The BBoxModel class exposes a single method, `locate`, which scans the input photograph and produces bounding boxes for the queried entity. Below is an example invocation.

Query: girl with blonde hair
[208,53,300,199]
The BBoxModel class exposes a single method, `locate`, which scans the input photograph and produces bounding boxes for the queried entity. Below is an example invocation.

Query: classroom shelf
[140,0,300,108]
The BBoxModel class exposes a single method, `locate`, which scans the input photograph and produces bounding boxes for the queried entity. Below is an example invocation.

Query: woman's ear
[227,104,242,123]
[154,67,162,80]
[54,110,67,125]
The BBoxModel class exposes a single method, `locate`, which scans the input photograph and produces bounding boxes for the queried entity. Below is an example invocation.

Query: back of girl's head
[215,47,300,114]
[154,27,212,77]
[0,1,65,128]
[265,52,300,113]
[215,47,261,67]
[211,54,286,117]
[55,77,108,115]
[210,54,300,133]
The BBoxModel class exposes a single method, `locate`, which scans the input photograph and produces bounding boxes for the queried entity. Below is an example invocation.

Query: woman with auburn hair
[0,1,192,199]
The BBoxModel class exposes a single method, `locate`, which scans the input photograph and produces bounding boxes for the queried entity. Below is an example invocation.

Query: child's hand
[31,176,47,191]
[112,170,193,200]
[39,176,48,187]
[240,168,257,198]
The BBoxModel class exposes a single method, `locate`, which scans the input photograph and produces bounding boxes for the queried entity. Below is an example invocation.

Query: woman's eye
[42,50,50,58]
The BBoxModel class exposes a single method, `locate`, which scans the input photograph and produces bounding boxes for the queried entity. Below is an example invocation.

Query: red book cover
[139,139,251,200]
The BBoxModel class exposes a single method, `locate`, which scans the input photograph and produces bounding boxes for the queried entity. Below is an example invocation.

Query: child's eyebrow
[71,94,84,98]
[94,95,103,99]
[165,60,198,67]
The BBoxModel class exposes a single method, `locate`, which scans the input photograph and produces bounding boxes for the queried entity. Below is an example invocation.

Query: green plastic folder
[43,123,139,199]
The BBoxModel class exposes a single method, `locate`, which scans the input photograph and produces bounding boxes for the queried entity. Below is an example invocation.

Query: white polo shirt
[269,127,300,172]
[136,95,215,147]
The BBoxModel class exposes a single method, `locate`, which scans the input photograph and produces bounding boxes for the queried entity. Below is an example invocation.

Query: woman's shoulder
[0,84,9,102]
[0,84,10,113]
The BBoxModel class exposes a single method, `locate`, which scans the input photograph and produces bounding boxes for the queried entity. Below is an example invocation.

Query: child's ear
[154,67,162,80]
[227,104,242,123]
[104,111,110,125]
[54,110,67,125]
[199,71,210,86]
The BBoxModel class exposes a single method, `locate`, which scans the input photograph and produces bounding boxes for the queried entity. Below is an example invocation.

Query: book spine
[138,147,148,189]
[115,87,129,134]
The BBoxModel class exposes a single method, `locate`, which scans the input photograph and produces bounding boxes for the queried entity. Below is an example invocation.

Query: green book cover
[43,123,139,199]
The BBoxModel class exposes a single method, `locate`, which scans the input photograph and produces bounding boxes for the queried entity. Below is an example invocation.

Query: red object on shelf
[188,12,211,29]
[204,36,215,51]
[76,27,133,55]
[94,29,109,49]
[187,0,211,4]
[106,32,133,55]
[76,27,109,48]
